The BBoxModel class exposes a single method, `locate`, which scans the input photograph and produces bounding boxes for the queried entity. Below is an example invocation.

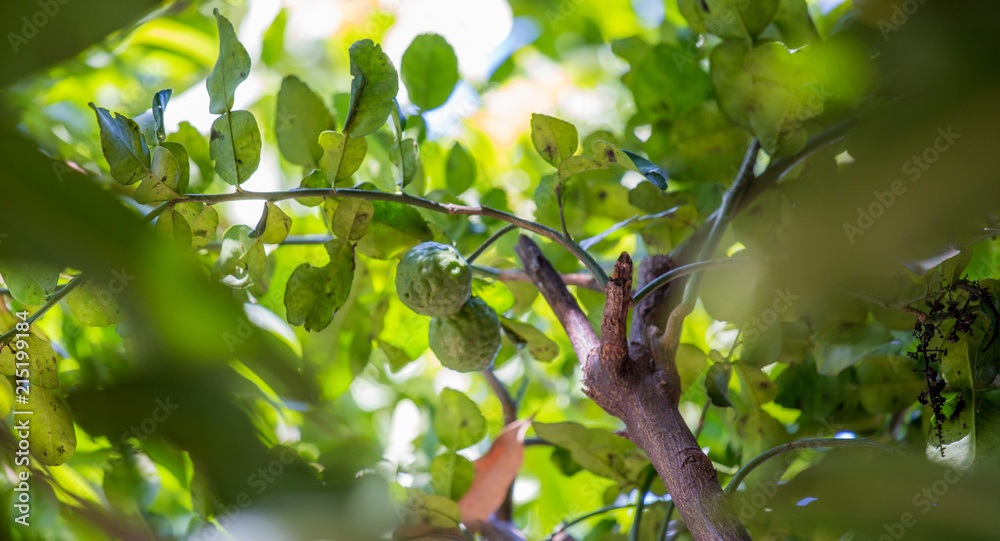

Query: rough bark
[515,236,750,541]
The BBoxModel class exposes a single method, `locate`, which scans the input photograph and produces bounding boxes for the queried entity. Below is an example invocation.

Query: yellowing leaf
[27,386,77,466]
[0,333,59,389]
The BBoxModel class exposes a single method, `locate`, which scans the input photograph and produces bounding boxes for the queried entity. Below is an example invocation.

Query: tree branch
[483,368,517,522]
[513,235,600,370]
[181,188,608,286]
[723,438,899,498]
[473,265,602,292]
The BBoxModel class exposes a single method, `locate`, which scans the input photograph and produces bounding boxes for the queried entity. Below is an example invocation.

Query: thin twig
[723,437,899,498]
[473,265,602,292]
[544,504,637,541]
[631,257,755,305]
[0,275,84,345]
[483,368,517,521]
[579,207,682,250]
[466,224,518,264]
[629,466,658,541]
[660,141,760,355]
[180,188,609,286]
[842,286,929,322]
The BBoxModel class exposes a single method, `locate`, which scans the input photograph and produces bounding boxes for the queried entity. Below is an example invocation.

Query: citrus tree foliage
[2,1,1000,540]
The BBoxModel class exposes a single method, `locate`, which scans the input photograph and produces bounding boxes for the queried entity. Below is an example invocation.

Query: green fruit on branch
[429,297,502,372]
[395,241,472,317]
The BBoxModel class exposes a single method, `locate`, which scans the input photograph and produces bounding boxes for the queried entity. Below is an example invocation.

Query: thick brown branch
[514,235,599,369]
[599,253,632,377]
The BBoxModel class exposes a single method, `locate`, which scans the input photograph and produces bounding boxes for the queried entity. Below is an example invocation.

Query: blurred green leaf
[276,76,336,167]
[27,386,76,466]
[401,33,459,111]
[435,388,487,451]
[430,452,474,500]
[446,142,476,194]
[500,316,559,362]
[0,259,58,306]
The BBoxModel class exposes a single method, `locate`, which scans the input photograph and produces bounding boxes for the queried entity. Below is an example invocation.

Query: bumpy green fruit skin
[395,242,472,317]
[429,297,502,372]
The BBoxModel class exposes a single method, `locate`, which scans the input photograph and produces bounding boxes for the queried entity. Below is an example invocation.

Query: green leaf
[930,389,1000,471]
[167,121,214,189]
[710,40,753,127]
[104,450,160,513]
[262,8,287,66]
[855,355,923,414]
[210,110,261,186]
[297,169,328,206]
[134,146,182,206]
[675,343,708,393]
[472,279,514,314]
[737,409,788,488]
[0,376,12,420]
[206,8,250,115]
[772,0,819,48]
[394,486,462,530]
[283,239,355,331]
[429,452,474,500]
[660,101,751,184]
[153,209,193,248]
[276,76,336,167]
[530,113,578,167]
[0,260,59,306]
[679,0,779,39]
[621,150,668,190]
[735,364,777,409]
[212,225,265,282]
[500,316,559,362]
[740,322,782,367]
[251,201,292,244]
[0,333,59,388]
[532,422,649,489]
[318,130,368,184]
[377,340,413,373]
[151,89,172,144]
[706,362,734,408]
[445,142,476,194]
[332,198,374,241]
[355,197,434,259]
[592,140,669,189]
[67,279,125,327]
[629,44,712,122]
[26,386,76,466]
[434,388,487,450]
[391,138,420,188]
[89,104,151,185]
[941,314,1000,391]
[401,33,459,111]
[343,39,400,138]
[159,141,190,194]
[173,202,219,249]
[557,155,604,181]
[813,321,893,376]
